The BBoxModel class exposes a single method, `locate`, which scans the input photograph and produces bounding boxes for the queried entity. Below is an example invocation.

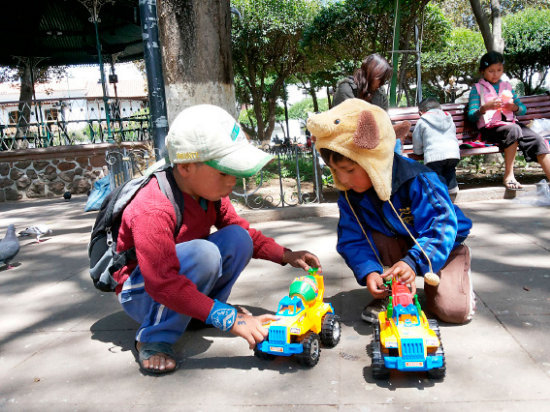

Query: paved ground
[1,186,549,411]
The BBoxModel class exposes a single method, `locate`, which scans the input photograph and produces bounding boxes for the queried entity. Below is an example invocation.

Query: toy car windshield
[276,296,305,316]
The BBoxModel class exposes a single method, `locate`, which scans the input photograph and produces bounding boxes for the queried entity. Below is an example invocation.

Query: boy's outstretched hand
[282,250,322,272]
[382,261,417,294]
[230,313,278,349]
[366,272,390,299]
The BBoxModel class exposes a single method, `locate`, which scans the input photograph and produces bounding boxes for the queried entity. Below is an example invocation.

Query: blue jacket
[336,155,472,285]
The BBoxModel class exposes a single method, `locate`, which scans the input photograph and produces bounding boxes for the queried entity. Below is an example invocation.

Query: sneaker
[361,298,389,324]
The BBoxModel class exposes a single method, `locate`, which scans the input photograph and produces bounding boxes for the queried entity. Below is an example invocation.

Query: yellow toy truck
[255,268,341,367]
[371,279,445,379]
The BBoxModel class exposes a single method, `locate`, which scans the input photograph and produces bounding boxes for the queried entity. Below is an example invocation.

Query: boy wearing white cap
[115,104,321,374]
[307,99,474,326]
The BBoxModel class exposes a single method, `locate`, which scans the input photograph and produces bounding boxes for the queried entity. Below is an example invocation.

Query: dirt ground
[455,159,547,189]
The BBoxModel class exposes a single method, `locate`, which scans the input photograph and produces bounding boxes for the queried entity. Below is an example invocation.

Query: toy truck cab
[255,269,341,367]
[371,279,446,379]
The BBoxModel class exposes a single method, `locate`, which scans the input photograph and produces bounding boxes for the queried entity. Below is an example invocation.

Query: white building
[0,76,148,140]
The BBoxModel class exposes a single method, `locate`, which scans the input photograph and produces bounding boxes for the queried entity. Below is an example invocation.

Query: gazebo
[0,0,167,155]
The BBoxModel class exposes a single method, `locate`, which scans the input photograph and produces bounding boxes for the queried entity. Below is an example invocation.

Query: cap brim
[205,143,273,178]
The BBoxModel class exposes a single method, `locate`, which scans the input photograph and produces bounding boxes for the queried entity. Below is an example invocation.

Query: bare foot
[136,341,177,373]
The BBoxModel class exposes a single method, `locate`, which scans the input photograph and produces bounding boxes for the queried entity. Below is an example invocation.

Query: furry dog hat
[307,98,410,201]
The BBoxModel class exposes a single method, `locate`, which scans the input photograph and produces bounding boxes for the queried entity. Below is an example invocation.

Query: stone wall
[0,141,153,202]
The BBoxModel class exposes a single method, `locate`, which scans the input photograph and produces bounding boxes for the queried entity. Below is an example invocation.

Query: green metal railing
[0,97,151,151]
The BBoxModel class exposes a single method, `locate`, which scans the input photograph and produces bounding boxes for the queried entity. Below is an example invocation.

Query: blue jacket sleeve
[336,195,384,286]
[399,175,460,276]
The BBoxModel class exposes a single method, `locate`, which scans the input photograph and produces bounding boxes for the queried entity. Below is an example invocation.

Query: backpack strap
[155,167,184,231]
[106,169,183,279]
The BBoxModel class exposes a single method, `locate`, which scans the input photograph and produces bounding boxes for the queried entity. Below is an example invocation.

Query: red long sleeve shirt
[113,177,286,322]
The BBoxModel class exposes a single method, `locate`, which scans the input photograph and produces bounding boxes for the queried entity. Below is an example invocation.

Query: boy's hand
[230,313,278,349]
[282,250,322,272]
[382,261,417,294]
[366,272,389,299]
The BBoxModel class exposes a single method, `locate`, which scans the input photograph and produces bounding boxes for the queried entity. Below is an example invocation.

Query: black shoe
[361,298,388,324]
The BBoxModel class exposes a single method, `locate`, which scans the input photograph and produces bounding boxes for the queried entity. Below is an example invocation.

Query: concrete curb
[454,183,536,203]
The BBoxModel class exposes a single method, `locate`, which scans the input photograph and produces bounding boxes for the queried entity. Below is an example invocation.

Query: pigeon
[18,225,53,242]
[0,224,20,269]
[63,191,72,201]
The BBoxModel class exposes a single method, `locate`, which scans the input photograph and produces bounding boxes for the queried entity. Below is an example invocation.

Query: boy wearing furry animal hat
[307,99,474,324]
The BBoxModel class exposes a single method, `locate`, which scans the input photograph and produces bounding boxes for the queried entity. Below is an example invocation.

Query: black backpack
[88,167,184,292]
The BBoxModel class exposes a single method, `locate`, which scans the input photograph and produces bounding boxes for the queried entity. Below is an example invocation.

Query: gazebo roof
[0,0,143,67]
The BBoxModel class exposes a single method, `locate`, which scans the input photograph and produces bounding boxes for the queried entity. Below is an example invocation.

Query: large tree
[231,0,320,142]
[157,0,236,122]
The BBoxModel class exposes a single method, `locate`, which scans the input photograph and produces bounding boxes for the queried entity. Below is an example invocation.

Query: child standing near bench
[412,97,460,196]
[467,51,550,190]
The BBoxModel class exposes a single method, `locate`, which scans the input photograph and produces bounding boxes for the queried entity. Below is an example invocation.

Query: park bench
[389,93,550,158]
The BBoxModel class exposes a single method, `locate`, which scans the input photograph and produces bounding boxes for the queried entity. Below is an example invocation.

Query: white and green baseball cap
[165,104,273,178]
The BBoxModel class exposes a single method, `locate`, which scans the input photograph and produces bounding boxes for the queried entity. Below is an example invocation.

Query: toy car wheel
[428,319,440,334]
[321,313,341,347]
[426,321,446,380]
[297,332,321,367]
[254,347,275,361]
[427,365,446,380]
[371,323,390,379]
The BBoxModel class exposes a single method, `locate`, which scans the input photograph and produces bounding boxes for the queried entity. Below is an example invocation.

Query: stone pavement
[0,187,549,411]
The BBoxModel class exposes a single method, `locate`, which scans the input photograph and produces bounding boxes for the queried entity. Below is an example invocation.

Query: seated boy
[307,99,474,325]
[115,104,321,374]
[412,97,460,197]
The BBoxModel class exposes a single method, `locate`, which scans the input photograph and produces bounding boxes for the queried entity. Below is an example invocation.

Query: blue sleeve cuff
[205,300,237,332]
[401,255,421,277]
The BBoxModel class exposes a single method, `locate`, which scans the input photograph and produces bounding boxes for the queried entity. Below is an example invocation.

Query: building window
[8,110,19,123]
[45,108,59,121]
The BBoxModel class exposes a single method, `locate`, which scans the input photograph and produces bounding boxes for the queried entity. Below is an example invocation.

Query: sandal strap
[138,341,176,361]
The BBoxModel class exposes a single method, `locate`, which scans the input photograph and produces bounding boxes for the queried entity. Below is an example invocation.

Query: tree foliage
[287,97,328,124]
[421,27,485,101]
[231,0,320,141]
[301,0,434,107]
[503,8,550,94]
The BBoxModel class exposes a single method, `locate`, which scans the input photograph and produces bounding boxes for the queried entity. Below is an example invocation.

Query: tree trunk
[310,88,319,113]
[469,0,504,53]
[157,0,236,123]
[490,0,504,53]
[15,59,33,149]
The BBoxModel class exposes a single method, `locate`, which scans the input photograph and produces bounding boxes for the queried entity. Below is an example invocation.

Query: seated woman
[467,51,550,190]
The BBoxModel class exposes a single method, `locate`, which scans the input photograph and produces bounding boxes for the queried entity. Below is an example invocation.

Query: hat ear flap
[353,110,380,149]
[393,121,411,143]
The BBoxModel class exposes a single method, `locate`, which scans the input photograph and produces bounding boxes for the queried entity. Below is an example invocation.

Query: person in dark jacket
[307,98,475,325]
[332,53,402,153]
[332,53,393,110]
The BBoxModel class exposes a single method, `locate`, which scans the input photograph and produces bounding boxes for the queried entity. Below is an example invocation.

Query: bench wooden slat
[393,93,550,157]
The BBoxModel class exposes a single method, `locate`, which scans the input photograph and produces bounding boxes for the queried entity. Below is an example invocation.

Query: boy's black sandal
[135,341,177,375]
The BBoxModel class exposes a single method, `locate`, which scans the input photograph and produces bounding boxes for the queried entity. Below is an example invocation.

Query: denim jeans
[119,225,253,344]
